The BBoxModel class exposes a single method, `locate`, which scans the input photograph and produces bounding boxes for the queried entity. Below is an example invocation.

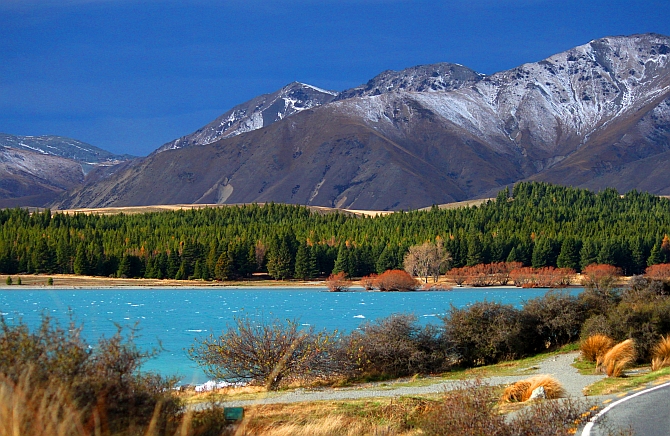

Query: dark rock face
[54,34,670,210]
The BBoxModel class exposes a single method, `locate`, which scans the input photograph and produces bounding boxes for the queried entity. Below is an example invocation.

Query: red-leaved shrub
[326,271,349,292]
[374,270,418,291]
[646,264,670,281]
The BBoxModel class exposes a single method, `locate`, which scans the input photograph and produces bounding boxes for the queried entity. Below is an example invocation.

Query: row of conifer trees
[0,182,669,280]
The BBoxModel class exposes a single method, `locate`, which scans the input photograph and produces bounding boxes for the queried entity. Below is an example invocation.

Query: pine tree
[506,247,520,263]
[167,250,180,278]
[532,238,555,268]
[597,241,617,266]
[73,245,90,276]
[214,252,232,281]
[630,239,647,275]
[332,243,348,276]
[294,243,310,280]
[466,234,484,266]
[308,246,319,278]
[580,240,599,270]
[556,238,580,271]
[117,255,132,278]
[376,246,397,273]
[648,243,663,266]
[266,239,293,280]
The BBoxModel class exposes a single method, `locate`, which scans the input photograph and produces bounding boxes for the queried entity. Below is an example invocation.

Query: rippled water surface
[0,287,580,383]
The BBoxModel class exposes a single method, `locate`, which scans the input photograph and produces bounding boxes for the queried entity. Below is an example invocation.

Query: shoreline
[0,273,589,291]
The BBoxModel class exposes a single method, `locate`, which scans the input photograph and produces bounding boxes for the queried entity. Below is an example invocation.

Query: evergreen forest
[1,182,669,281]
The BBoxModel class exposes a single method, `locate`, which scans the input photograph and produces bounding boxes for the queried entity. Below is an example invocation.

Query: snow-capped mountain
[155,82,338,153]
[0,146,85,208]
[53,34,670,210]
[336,62,483,99]
[0,134,135,207]
[0,133,134,164]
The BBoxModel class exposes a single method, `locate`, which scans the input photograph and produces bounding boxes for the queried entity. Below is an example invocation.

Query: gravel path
[191,351,606,409]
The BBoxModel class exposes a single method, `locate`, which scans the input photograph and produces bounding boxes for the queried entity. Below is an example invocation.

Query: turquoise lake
[0,287,581,384]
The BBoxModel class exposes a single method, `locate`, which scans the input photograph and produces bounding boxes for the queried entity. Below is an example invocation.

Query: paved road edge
[582,381,670,435]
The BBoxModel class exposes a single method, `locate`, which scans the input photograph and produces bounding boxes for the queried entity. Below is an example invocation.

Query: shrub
[580,314,613,339]
[522,291,585,349]
[420,380,596,436]
[599,339,635,377]
[606,299,670,362]
[360,274,377,290]
[188,315,337,390]
[444,301,541,366]
[421,282,453,291]
[420,380,508,436]
[0,314,180,434]
[622,275,667,303]
[446,267,468,285]
[349,314,455,378]
[580,334,615,363]
[501,375,565,402]
[646,263,670,280]
[4,276,10,286]
[651,335,670,371]
[325,271,349,292]
[581,264,622,292]
[373,270,418,291]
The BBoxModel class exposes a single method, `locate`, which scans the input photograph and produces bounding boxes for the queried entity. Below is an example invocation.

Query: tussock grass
[652,335,670,371]
[580,334,615,363]
[501,375,565,402]
[600,339,636,377]
[0,371,86,436]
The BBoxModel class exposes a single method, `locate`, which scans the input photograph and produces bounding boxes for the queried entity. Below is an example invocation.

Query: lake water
[0,287,580,384]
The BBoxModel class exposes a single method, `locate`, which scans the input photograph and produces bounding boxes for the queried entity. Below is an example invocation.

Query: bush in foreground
[445,301,540,366]
[0,314,180,435]
[188,316,340,390]
[349,314,455,378]
[419,380,598,436]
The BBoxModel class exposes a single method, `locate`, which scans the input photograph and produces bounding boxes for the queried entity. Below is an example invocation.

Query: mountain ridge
[48,33,670,210]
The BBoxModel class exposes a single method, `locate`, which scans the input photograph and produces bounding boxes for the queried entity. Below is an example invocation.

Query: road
[583,382,670,436]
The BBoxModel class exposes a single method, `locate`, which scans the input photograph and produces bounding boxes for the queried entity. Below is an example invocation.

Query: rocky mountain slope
[0,134,135,207]
[0,134,134,165]
[155,82,338,153]
[54,34,670,210]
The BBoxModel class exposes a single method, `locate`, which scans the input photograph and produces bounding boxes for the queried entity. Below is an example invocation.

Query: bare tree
[404,241,452,283]
[188,315,336,390]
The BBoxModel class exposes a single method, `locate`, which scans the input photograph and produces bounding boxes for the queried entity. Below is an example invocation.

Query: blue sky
[2,0,669,156]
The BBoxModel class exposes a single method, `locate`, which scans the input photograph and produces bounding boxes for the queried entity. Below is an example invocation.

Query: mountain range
[7,33,670,210]
[0,134,133,208]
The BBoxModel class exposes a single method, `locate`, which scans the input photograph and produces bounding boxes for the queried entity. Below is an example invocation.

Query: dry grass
[599,339,636,377]
[501,375,565,402]
[651,335,670,371]
[580,334,615,363]
[0,371,86,436]
[234,399,429,436]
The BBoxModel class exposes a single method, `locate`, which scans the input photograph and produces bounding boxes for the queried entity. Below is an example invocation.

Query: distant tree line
[1,182,669,280]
